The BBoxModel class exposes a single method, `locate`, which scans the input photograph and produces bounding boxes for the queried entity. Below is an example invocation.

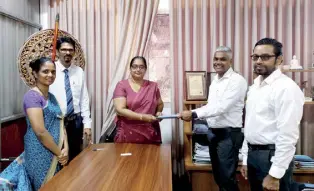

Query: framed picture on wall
[185,71,207,101]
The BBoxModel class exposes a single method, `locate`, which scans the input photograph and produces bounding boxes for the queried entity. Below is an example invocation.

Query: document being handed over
[156,114,180,119]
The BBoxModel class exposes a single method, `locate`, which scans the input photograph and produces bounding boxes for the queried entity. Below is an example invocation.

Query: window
[146,0,172,143]
[147,14,170,102]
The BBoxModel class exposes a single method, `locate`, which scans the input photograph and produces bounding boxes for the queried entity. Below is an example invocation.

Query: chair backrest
[0,116,27,171]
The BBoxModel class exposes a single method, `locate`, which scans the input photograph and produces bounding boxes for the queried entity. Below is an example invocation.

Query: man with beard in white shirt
[49,37,92,162]
[180,46,247,191]
[241,38,304,191]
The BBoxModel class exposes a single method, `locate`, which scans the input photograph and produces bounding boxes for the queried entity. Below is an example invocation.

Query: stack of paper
[294,155,314,169]
[193,143,210,164]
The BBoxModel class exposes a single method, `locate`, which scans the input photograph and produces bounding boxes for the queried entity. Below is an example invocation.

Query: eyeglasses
[250,54,277,61]
[60,48,74,53]
[131,65,146,70]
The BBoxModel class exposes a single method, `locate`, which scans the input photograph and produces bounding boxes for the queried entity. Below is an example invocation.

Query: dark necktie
[64,69,74,116]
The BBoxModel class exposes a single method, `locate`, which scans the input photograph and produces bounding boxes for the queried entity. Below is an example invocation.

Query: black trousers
[247,147,294,191]
[64,115,83,162]
[208,127,244,191]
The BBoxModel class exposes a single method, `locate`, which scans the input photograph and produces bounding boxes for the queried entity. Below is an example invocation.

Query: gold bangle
[140,114,143,121]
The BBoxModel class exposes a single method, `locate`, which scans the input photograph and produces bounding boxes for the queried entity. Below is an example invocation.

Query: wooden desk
[40,143,172,191]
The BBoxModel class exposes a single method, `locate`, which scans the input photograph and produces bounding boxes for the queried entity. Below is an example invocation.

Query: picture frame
[185,71,207,101]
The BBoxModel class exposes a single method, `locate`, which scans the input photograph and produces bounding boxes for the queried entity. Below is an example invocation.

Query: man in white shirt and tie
[180,46,248,191]
[241,38,304,191]
[50,37,92,162]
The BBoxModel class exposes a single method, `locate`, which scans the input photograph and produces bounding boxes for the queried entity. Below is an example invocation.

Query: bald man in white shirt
[50,37,92,162]
[241,38,304,191]
[180,46,247,191]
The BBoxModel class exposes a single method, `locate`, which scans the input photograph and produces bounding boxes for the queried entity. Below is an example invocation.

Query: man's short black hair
[254,38,283,57]
[57,37,76,51]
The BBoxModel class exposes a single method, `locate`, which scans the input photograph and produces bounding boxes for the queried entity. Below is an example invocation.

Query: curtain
[43,0,159,142]
[0,0,40,119]
[170,0,314,177]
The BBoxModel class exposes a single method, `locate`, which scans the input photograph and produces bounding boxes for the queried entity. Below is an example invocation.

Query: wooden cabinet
[183,100,207,171]
[183,100,314,191]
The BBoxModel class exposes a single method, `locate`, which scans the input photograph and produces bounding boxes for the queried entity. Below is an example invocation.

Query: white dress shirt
[241,69,304,179]
[49,61,92,128]
[193,68,248,128]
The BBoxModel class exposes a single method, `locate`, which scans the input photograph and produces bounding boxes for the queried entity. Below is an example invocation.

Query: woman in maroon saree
[113,56,164,144]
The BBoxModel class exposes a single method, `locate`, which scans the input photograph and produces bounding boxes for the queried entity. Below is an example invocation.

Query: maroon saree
[113,79,161,144]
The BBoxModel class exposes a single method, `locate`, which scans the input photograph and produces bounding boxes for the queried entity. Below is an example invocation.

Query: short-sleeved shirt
[23,90,48,114]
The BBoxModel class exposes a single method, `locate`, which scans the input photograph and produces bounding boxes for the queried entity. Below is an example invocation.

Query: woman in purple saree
[0,57,69,190]
[113,56,164,144]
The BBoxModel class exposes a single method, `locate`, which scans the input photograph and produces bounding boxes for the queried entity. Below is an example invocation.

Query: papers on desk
[192,123,211,164]
[193,143,211,164]
[295,155,314,162]
[193,143,243,165]
[294,155,314,169]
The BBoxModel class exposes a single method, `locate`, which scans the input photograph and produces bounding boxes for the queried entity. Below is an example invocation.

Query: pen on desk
[120,153,132,156]
[93,148,105,151]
